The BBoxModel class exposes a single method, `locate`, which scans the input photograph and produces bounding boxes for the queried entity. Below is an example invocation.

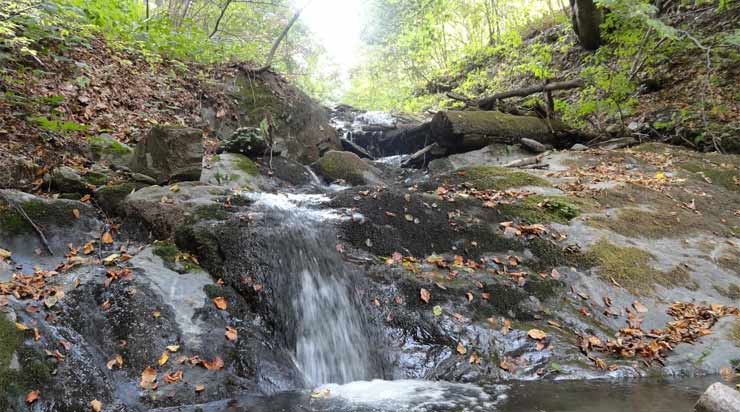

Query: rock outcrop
[130,126,204,184]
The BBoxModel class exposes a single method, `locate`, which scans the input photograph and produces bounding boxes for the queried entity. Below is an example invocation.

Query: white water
[241,190,372,385]
[315,379,507,412]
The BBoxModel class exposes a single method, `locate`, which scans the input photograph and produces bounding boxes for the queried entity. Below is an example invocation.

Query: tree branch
[477,79,584,109]
[209,0,234,39]
[255,1,312,72]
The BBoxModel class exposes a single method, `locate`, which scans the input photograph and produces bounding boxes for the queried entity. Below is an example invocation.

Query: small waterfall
[242,192,373,385]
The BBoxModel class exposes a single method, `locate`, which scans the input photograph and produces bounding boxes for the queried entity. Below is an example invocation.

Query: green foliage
[31,116,89,133]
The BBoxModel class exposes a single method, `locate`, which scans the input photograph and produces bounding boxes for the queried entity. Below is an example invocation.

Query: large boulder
[219,127,269,158]
[202,71,339,164]
[86,134,133,168]
[201,153,271,191]
[315,150,384,186]
[129,126,204,184]
[122,182,231,238]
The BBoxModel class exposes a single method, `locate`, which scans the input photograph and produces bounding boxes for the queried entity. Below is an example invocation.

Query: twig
[1,194,54,255]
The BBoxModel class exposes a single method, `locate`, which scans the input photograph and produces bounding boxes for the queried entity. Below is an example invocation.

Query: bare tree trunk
[209,0,233,38]
[571,0,601,50]
[256,1,311,72]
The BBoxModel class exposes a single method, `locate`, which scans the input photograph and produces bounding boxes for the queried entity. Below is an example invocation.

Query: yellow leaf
[102,254,119,265]
[0,248,11,259]
[158,350,169,366]
[195,384,205,393]
[456,342,467,355]
[655,172,666,180]
[90,399,103,412]
[83,241,95,255]
[166,345,180,352]
[101,232,114,244]
[15,322,29,331]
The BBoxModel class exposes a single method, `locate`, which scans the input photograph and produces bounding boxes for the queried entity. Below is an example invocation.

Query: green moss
[587,238,664,294]
[0,317,52,410]
[0,199,79,236]
[455,165,550,190]
[235,155,259,176]
[317,151,367,185]
[528,237,594,271]
[191,204,231,222]
[498,195,591,224]
[153,240,180,263]
[87,135,131,155]
[82,171,111,186]
[588,208,685,238]
[680,160,739,192]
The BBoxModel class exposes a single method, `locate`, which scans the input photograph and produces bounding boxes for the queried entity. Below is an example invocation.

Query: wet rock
[570,143,588,151]
[219,127,269,157]
[269,157,318,186]
[0,153,38,190]
[695,383,740,412]
[46,165,111,194]
[202,153,271,191]
[123,182,231,238]
[130,126,204,184]
[428,144,531,175]
[315,151,384,186]
[87,133,133,168]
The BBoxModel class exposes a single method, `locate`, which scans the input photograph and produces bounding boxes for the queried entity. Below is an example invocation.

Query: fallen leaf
[158,351,169,366]
[106,354,123,370]
[212,297,228,310]
[465,292,474,302]
[101,232,114,244]
[456,342,467,355]
[83,241,95,255]
[166,345,180,352]
[432,305,442,316]
[225,326,238,342]
[195,384,205,393]
[202,356,224,370]
[15,322,29,331]
[72,209,81,219]
[140,367,157,390]
[164,370,184,384]
[419,288,431,303]
[527,329,547,340]
[0,248,11,259]
[26,390,40,404]
[90,399,103,412]
[633,301,649,314]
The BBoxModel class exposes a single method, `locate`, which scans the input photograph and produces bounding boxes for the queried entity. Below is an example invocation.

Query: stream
[217,185,717,412]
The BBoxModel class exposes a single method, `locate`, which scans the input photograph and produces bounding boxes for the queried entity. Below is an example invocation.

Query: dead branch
[254,1,312,72]
[477,79,584,109]
[1,194,54,255]
[209,0,234,39]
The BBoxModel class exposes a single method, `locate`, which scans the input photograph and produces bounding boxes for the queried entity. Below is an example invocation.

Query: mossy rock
[498,195,592,224]
[0,316,52,411]
[153,240,201,273]
[729,319,740,348]
[587,238,692,294]
[87,134,132,160]
[220,127,268,157]
[316,150,375,186]
[446,165,550,191]
[0,195,85,237]
[679,160,739,192]
[94,182,142,216]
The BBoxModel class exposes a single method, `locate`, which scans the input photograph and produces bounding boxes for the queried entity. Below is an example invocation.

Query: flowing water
[235,189,715,412]
[242,191,374,385]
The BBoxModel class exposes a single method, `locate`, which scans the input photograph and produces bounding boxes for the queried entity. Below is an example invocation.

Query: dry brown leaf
[212,297,228,310]
[72,209,81,219]
[140,367,157,390]
[195,384,205,393]
[106,354,123,370]
[165,370,184,384]
[90,399,103,412]
[419,288,431,303]
[26,390,40,404]
[101,232,113,244]
[225,326,238,342]
[203,356,224,370]
[456,342,467,355]
[633,301,649,314]
[527,329,547,340]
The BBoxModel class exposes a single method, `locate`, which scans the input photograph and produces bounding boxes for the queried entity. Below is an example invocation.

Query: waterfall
[242,192,373,385]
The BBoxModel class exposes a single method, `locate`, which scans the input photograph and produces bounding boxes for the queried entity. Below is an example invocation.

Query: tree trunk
[570,0,601,50]
[257,2,310,72]
[431,111,574,152]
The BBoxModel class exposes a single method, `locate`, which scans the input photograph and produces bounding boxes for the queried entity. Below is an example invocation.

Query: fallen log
[695,383,740,412]
[340,137,375,160]
[477,79,584,110]
[431,111,574,152]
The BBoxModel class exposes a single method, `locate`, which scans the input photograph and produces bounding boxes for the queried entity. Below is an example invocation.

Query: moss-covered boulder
[201,153,270,191]
[315,150,383,186]
[87,134,133,168]
[130,126,204,184]
[94,182,143,216]
[46,166,111,194]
